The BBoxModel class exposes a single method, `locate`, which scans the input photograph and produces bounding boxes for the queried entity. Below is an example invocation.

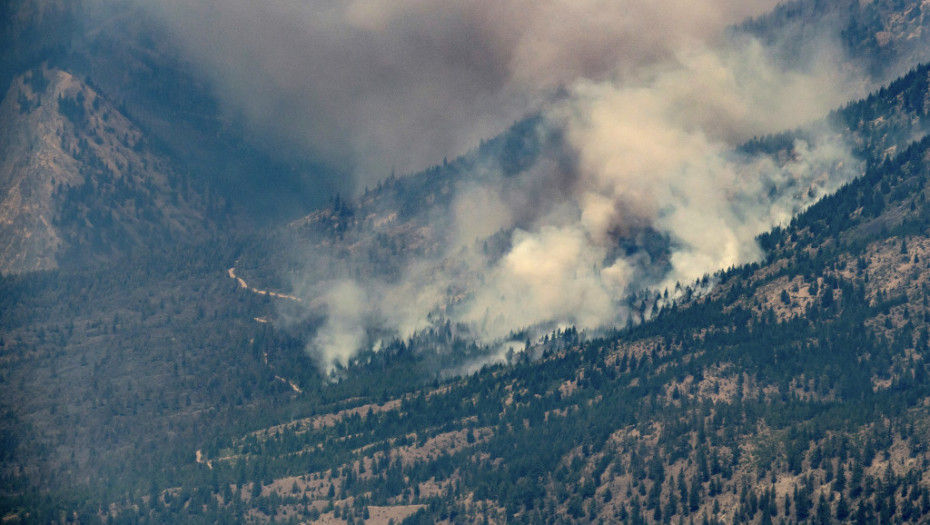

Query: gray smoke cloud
[554,39,861,286]
[138,0,785,189]
[449,42,861,342]
[289,30,865,371]
[138,0,870,371]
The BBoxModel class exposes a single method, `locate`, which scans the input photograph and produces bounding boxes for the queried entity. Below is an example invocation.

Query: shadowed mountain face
[10,0,930,523]
[0,67,217,273]
[0,1,347,274]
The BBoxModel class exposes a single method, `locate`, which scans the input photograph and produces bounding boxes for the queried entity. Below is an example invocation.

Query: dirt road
[227,267,302,302]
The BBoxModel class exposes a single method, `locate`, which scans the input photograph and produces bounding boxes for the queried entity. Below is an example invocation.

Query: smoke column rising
[296,43,860,371]
[556,39,860,289]
[136,0,868,369]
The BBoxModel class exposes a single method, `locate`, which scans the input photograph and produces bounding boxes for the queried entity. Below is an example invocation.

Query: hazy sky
[141,0,788,188]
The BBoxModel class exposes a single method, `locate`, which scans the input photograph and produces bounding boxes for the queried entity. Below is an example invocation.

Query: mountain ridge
[3,61,930,523]
[10,1,930,524]
[0,66,218,273]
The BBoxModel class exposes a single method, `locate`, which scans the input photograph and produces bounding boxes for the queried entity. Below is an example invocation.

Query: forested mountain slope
[152,134,930,524]
[7,62,930,524]
[12,1,930,524]
[0,66,219,273]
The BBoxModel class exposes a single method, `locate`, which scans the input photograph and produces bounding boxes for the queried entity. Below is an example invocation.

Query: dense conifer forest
[11,0,930,523]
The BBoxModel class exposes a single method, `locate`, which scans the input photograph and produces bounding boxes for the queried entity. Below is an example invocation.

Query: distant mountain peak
[0,66,215,273]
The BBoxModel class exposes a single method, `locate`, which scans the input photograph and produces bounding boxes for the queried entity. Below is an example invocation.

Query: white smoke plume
[292,30,864,371]
[311,280,370,370]
[139,1,871,370]
[555,38,861,288]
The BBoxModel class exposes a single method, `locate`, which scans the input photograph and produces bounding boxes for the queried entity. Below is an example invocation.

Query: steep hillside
[7,64,930,524]
[10,128,922,524]
[0,66,218,273]
[54,8,341,222]
[739,0,930,82]
[234,63,930,351]
[13,1,930,524]
[1,0,343,235]
[159,128,930,525]
[267,116,574,284]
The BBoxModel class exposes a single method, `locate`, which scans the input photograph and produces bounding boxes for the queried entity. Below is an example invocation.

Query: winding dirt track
[227,267,302,302]
[227,267,305,394]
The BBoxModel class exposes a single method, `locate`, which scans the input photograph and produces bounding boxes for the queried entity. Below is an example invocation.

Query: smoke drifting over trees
[131,0,875,369]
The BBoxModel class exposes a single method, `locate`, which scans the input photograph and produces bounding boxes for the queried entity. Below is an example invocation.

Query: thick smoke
[292,30,864,371]
[452,58,859,342]
[555,39,860,288]
[138,0,782,188]
[138,1,869,370]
